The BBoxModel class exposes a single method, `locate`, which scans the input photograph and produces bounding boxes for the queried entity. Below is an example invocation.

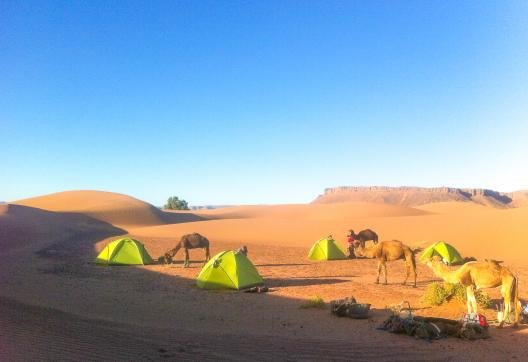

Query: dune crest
[12,190,194,228]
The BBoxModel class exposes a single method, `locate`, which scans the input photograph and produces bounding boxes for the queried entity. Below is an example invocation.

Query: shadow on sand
[266,277,351,287]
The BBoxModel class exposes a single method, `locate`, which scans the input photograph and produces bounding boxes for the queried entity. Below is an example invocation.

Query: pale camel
[353,240,417,287]
[425,256,520,327]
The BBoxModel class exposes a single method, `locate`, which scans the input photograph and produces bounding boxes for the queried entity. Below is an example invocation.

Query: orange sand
[1,190,527,360]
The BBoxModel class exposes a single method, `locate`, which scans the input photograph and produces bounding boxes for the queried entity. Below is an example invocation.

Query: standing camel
[348,229,379,247]
[425,256,520,327]
[162,233,211,267]
[353,240,417,287]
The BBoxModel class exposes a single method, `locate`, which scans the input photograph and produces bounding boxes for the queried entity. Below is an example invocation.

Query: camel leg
[471,292,478,315]
[382,259,388,285]
[513,278,520,327]
[500,280,513,327]
[466,286,478,314]
[465,286,473,314]
[205,246,210,262]
[375,260,382,284]
[184,248,190,268]
[402,263,409,286]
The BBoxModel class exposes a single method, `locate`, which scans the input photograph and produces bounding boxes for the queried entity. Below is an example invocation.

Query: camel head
[347,230,355,238]
[425,255,443,268]
[162,252,173,264]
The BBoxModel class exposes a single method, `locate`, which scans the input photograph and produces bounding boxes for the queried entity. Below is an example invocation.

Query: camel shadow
[305,275,358,278]
[266,278,350,287]
[255,263,310,267]
[161,260,208,268]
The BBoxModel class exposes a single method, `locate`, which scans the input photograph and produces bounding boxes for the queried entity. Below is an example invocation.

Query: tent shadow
[266,277,350,287]
[312,275,358,278]
[255,263,310,267]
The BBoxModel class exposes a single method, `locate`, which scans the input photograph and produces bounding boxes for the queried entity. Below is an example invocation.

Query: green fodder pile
[300,295,326,309]
[421,282,492,308]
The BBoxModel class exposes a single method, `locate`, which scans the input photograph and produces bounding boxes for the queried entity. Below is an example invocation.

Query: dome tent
[420,241,463,265]
[308,237,347,260]
[197,250,264,290]
[96,237,153,265]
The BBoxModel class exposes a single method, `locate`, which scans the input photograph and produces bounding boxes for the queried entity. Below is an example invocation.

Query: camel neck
[433,262,459,284]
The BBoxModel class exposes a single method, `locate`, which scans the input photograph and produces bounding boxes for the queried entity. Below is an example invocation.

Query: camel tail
[412,247,423,254]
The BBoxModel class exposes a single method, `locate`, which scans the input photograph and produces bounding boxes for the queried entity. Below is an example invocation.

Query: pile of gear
[330,297,371,319]
[377,302,490,341]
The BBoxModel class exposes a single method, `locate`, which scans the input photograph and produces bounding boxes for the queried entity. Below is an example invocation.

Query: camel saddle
[330,297,371,319]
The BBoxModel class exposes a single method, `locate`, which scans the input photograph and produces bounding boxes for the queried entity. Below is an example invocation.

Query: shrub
[300,295,326,309]
[164,196,189,210]
[475,292,493,308]
[421,282,493,308]
[420,282,450,306]
[444,282,466,303]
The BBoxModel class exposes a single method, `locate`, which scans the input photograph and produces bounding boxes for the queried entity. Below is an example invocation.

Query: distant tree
[164,196,190,210]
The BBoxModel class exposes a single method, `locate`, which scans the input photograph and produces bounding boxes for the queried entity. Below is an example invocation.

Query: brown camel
[162,233,211,267]
[348,229,378,247]
[425,255,520,327]
[353,240,417,287]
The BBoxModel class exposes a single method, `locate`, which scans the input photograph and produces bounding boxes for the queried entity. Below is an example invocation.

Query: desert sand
[1,190,527,361]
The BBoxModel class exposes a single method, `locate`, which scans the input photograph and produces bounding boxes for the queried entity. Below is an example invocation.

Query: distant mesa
[313,186,528,208]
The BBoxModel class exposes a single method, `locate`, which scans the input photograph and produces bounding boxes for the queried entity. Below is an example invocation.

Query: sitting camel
[353,240,417,287]
[161,233,211,267]
[425,255,520,327]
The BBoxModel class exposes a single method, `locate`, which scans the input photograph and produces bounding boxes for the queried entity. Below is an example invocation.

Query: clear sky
[2,1,527,205]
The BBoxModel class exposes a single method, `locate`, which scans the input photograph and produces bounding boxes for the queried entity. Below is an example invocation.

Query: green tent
[96,237,153,265]
[197,250,264,290]
[308,237,347,260]
[420,241,463,265]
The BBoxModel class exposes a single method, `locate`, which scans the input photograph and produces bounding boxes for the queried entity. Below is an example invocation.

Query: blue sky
[2,1,527,205]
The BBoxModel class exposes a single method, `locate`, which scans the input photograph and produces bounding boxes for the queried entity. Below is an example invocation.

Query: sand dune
[194,201,429,220]
[416,201,493,214]
[0,204,124,253]
[13,190,203,228]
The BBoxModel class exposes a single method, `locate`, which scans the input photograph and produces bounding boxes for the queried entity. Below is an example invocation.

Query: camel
[353,240,417,287]
[425,255,520,327]
[348,229,378,247]
[161,233,211,267]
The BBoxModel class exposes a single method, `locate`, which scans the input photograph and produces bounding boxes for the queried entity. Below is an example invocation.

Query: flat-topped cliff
[313,186,528,207]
